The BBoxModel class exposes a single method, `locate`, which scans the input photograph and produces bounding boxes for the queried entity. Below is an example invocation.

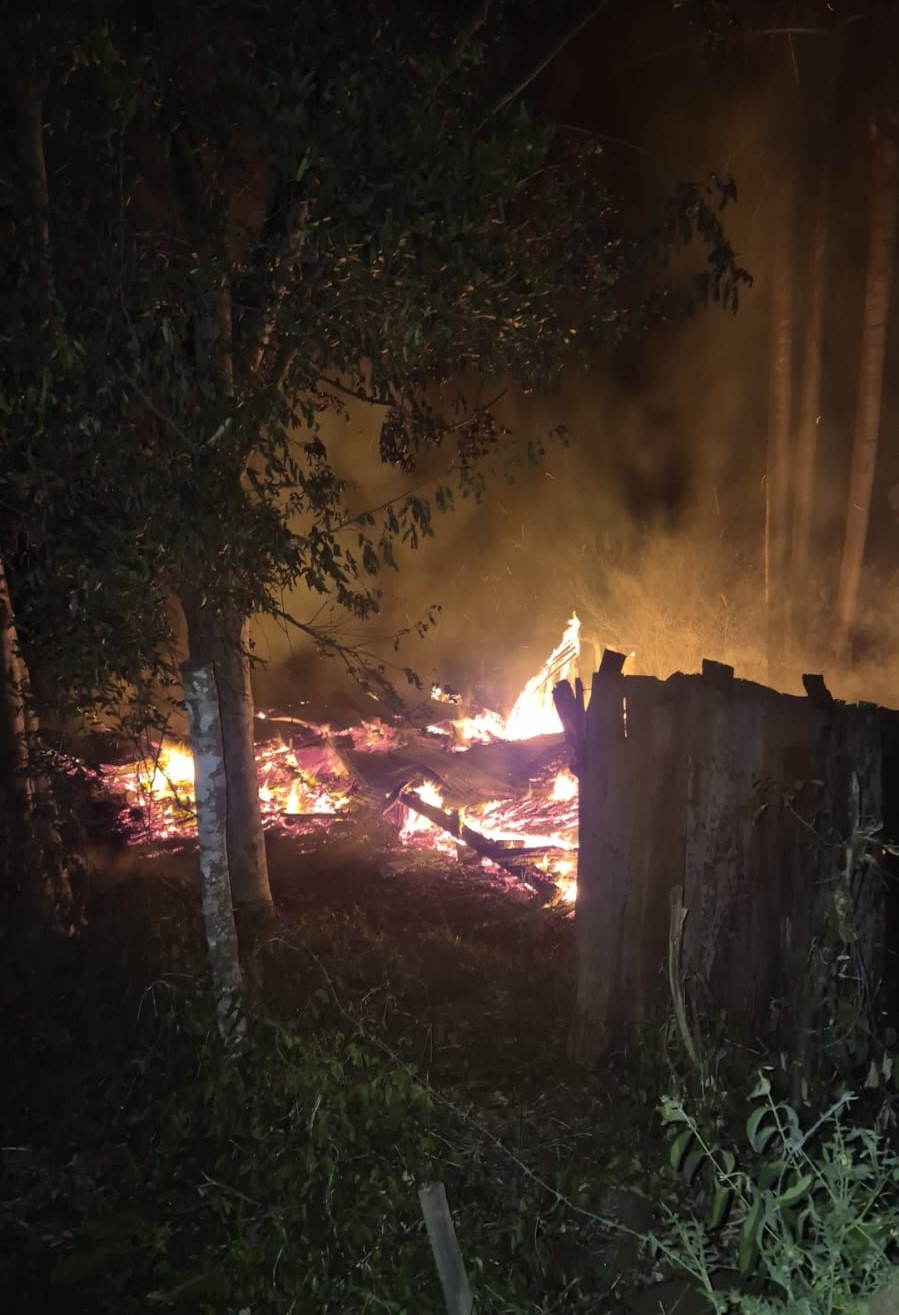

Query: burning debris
[100,618,585,900]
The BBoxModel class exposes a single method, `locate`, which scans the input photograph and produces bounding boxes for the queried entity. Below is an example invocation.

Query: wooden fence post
[570,651,627,1064]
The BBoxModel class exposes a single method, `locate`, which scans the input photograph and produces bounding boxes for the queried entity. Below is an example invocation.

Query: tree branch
[122,373,232,452]
[247,199,309,381]
[318,374,396,408]
[479,3,612,127]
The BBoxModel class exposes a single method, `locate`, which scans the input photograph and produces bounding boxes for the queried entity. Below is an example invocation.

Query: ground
[2,822,671,1313]
[5,819,897,1312]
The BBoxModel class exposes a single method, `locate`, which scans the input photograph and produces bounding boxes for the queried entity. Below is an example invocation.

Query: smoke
[254,2,899,718]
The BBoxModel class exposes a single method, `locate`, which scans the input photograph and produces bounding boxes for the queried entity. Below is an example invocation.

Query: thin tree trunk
[183,601,272,911]
[180,180,272,916]
[790,159,830,653]
[181,661,245,1042]
[0,557,32,811]
[765,178,795,685]
[0,30,55,319]
[833,130,898,664]
[0,558,73,931]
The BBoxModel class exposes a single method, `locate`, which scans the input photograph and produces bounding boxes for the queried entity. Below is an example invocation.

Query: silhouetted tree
[0,0,744,930]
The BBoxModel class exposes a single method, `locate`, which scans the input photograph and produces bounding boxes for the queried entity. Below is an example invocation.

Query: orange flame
[105,618,584,900]
[453,614,581,744]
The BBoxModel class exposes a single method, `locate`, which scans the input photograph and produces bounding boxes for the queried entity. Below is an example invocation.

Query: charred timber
[397,790,558,891]
[553,678,585,775]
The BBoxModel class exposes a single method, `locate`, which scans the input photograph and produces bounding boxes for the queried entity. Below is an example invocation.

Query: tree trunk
[765,177,795,686]
[0,558,74,932]
[833,129,898,665]
[182,601,272,911]
[789,159,829,655]
[0,557,33,807]
[180,661,245,1042]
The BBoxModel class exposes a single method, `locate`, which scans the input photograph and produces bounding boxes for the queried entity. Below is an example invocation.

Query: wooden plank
[571,658,628,1062]
[397,790,558,889]
[802,672,835,705]
[572,662,889,1065]
[553,678,585,774]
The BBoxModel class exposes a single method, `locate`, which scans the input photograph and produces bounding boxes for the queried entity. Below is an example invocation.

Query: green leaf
[683,1146,706,1186]
[708,1185,733,1231]
[746,1107,776,1154]
[660,1097,688,1126]
[775,1173,813,1208]
[670,1128,693,1172]
[738,1195,765,1276]
[757,1159,785,1191]
[749,1073,772,1100]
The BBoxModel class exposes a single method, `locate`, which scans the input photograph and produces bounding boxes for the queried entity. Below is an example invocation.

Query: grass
[2,821,898,1313]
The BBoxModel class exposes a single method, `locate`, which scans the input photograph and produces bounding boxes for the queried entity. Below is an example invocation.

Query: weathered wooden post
[570,650,627,1064]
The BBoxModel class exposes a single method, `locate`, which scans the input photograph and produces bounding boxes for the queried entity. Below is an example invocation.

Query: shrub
[25,1000,439,1314]
[655,1072,899,1314]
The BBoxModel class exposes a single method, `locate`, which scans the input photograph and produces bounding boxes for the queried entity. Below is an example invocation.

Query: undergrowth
[656,1071,899,1314]
[3,852,899,1315]
[1,979,630,1314]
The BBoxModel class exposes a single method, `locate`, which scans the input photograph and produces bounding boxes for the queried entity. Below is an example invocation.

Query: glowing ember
[105,734,353,844]
[102,618,585,901]
[102,742,197,841]
[397,781,459,857]
[550,768,578,803]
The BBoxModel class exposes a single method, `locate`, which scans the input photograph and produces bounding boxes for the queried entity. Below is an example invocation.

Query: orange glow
[452,614,581,745]
[504,614,581,740]
[398,782,460,857]
[104,617,585,900]
[550,768,578,803]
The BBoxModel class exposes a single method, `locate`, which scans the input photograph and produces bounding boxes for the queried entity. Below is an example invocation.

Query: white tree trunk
[181,660,245,1043]
[182,601,272,911]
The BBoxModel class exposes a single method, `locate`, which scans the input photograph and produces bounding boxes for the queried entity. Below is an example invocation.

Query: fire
[106,735,352,844]
[453,614,581,744]
[102,742,197,841]
[550,768,578,803]
[397,781,458,857]
[103,617,585,901]
[504,614,581,740]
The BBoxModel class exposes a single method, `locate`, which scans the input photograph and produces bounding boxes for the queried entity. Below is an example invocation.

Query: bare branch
[480,3,612,127]
[122,374,233,453]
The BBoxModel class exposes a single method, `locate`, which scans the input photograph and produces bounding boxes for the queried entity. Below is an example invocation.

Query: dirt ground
[2,817,583,1126]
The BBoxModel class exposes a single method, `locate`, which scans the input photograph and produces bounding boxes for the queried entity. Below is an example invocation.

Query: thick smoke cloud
[254,2,899,718]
